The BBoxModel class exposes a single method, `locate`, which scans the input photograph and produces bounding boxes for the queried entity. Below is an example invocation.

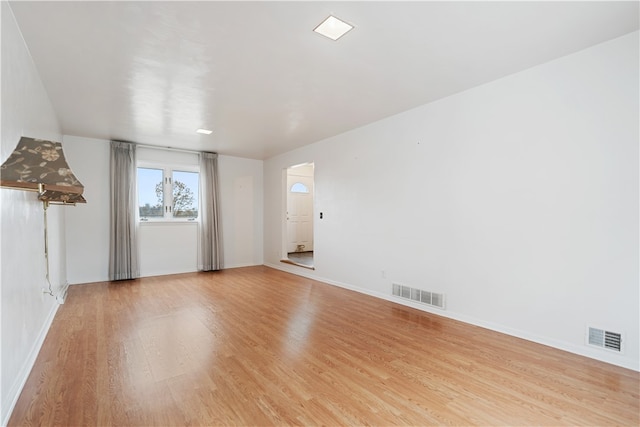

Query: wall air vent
[587,326,623,353]
[392,283,445,309]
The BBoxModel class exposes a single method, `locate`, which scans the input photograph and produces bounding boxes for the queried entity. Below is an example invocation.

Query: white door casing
[286,174,313,253]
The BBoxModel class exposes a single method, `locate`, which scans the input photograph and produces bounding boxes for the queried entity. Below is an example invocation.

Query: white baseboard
[264,263,639,372]
[1,302,59,427]
[223,262,264,270]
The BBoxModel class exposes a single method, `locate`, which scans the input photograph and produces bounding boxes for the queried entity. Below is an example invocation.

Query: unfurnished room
[1,1,639,426]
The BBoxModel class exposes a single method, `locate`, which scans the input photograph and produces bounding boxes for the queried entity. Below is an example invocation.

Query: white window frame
[137,162,200,222]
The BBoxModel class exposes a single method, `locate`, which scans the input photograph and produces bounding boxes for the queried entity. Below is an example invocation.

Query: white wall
[62,137,264,283]
[218,155,264,268]
[63,135,110,284]
[138,222,199,275]
[264,32,639,371]
[1,3,66,424]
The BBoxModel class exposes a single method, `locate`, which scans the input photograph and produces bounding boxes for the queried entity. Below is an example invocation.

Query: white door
[287,175,314,253]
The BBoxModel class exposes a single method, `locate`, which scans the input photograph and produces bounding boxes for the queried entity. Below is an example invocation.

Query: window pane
[290,182,309,193]
[138,168,164,217]
[172,170,199,218]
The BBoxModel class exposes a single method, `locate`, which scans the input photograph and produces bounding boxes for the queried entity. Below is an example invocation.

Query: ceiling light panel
[314,15,354,41]
[196,128,213,135]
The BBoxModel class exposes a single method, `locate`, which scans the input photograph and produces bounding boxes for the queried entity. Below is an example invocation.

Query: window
[138,167,164,218]
[172,170,199,217]
[138,166,199,220]
[290,182,309,193]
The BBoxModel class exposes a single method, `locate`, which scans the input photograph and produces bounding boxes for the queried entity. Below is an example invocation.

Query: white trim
[135,143,205,155]
[2,303,59,426]
[224,262,263,269]
[263,263,639,372]
[137,161,200,173]
[139,268,198,278]
[138,220,199,227]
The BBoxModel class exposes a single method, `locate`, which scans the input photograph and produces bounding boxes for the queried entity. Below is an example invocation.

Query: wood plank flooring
[9,266,639,426]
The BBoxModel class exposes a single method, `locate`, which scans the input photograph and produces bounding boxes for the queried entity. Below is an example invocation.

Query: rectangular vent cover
[392,283,445,309]
[587,327,622,352]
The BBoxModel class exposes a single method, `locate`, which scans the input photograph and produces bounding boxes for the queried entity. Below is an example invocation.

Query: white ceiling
[8,1,639,160]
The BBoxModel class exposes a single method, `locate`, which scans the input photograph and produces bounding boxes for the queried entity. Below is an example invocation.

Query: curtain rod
[131,143,215,155]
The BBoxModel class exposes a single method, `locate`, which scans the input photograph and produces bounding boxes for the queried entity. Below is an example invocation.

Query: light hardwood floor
[9,266,639,426]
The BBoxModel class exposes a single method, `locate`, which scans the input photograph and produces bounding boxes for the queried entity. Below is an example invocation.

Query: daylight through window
[290,182,309,193]
[138,166,199,220]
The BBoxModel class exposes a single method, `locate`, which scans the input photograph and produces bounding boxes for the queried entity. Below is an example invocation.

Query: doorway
[283,163,314,269]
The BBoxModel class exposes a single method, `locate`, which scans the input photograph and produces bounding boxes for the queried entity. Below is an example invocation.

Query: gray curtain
[199,152,222,271]
[109,141,139,280]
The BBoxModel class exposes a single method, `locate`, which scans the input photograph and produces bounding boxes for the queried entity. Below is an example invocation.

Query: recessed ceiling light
[313,15,354,41]
[196,128,213,135]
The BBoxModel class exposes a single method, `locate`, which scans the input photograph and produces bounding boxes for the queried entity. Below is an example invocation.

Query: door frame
[281,162,315,268]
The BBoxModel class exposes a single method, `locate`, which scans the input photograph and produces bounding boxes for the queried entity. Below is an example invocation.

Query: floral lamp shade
[0,137,86,204]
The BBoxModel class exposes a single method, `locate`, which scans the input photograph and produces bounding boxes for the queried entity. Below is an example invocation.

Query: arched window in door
[290,182,309,193]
